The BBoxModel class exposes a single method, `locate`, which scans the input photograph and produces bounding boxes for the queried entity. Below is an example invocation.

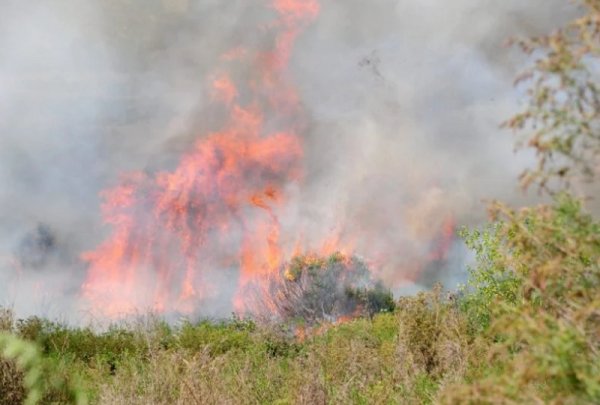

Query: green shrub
[0,333,72,405]
[0,334,44,405]
[177,320,255,356]
[441,195,600,403]
[458,224,522,334]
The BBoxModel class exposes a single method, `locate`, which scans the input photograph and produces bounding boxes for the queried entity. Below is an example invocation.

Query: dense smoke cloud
[292,0,581,290]
[0,0,580,321]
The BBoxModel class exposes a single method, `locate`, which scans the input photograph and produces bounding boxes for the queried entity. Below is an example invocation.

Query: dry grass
[0,358,25,405]
[0,309,24,405]
[0,198,597,404]
[1,198,598,405]
[75,297,467,405]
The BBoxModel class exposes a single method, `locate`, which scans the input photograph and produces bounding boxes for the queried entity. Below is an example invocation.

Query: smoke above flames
[0,0,580,321]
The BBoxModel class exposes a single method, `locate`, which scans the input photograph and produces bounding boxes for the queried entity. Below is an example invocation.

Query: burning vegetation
[0,0,462,324]
[2,0,600,403]
[77,0,450,321]
[257,252,395,324]
[81,0,322,318]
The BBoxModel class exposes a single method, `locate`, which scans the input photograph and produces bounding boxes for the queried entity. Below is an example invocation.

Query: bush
[440,195,600,404]
[261,252,395,324]
[396,286,470,379]
[506,0,600,191]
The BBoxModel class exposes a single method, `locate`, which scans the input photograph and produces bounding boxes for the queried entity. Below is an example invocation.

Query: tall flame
[81,0,456,319]
[82,0,319,317]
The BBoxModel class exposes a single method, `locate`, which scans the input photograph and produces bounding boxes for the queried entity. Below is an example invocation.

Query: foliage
[0,294,466,404]
[458,224,522,334]
[440,195,600,404]
[396,286,470,379]
[506,0,600,192]
[0,332,88,405]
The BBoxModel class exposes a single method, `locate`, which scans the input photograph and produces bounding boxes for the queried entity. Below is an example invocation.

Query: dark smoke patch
[16,224,57,270]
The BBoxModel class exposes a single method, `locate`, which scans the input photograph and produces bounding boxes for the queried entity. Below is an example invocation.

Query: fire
[82,0,318,317]
[81,0,457,319]
[429,216,456,262]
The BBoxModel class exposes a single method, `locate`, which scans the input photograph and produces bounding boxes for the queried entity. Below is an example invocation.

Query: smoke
[281,0,581,293]
[0,0,580,321]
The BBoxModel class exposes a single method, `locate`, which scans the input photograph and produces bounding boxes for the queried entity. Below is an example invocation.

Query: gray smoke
[0,0,581,321]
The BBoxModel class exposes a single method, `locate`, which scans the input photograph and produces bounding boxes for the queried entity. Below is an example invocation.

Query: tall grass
[2,194,598,404]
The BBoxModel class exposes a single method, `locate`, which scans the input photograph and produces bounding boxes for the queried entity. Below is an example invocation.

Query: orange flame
[81,0,458,319]
[82,0,319,318]
[429,216,456,262]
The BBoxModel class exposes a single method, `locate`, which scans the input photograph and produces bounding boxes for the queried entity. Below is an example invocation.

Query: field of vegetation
[1,192,598,404]
[2,1,600,404]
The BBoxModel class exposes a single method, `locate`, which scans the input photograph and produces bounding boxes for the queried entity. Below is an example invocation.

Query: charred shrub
[346,284,397,318]
[263,252,394,324]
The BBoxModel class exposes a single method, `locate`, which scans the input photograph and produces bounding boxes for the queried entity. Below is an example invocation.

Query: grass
[0,293,465,404]
[0,196,598,404]
[0,195,599,404]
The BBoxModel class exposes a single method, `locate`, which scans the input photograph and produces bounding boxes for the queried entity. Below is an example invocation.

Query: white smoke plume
[0,0,581,321]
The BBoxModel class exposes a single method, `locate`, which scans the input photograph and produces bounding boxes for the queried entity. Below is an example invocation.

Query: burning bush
[260,252,395,324]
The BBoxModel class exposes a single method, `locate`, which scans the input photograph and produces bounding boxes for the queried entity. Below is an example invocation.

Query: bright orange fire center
[81,0,455,319]
[82,0,320,317]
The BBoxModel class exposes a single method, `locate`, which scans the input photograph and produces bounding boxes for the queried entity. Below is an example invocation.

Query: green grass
[0,296,463,404]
